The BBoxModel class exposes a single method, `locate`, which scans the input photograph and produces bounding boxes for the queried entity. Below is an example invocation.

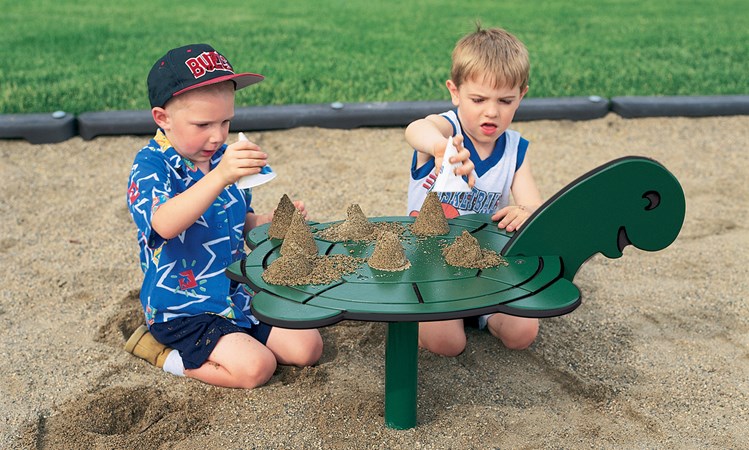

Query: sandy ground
[1,113,747,449]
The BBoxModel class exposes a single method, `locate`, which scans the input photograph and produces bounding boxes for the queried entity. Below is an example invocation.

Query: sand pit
[1,114,748,448]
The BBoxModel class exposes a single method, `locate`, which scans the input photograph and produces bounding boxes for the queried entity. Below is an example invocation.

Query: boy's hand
[217,138,269,185]
[492,205,534,232]
[291,200,309,220]
[433,135,476,188]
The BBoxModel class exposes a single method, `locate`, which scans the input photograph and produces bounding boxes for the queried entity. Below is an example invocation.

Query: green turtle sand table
[227,156,685,429]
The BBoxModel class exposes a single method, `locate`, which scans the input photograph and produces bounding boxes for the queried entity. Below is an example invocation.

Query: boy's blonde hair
[451,25,530,90]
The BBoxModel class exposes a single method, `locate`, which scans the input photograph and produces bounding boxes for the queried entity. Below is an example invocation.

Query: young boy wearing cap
[405,26,543,357]
[124,44,322,388]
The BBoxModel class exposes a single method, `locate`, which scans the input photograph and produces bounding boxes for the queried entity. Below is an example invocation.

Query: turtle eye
[643,191,661,210]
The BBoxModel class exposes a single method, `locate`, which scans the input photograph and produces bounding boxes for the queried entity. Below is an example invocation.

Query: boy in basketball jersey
[405,26,543,356]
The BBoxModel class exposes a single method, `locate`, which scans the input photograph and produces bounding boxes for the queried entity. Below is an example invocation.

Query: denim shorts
[149,314,272,370]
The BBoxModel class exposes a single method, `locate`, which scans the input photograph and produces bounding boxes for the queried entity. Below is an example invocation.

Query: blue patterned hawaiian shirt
[127,129,259,328]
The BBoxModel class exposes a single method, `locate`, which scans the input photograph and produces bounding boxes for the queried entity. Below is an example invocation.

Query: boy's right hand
[432,135,476,188]
[217,138,269,185]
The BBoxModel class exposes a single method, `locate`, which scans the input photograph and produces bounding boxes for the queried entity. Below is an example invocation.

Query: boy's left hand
[291,200,309,220]
[492,205,533,232]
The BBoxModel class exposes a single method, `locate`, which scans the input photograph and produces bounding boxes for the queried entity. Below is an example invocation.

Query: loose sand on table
[316,203,406,242]
[317,203,376,241]
[1,114,748,449]
[264,203,364,286]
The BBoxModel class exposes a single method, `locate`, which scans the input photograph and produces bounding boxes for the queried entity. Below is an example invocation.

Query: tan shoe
[124,325,172,368]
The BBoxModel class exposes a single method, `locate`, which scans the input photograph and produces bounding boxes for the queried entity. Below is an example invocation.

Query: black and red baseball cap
[147,43,264,108]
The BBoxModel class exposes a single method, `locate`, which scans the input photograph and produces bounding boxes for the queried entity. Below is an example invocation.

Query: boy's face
[447,77,527,150]
[152,85,235,168]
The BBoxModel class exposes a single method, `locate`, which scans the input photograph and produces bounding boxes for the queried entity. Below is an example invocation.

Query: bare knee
[500,326,538,350]
[426,338,466,357]
[235,351,277,389]
[488,315,539,350]
[290,332,323,367]
[267,329,323,367]
[419,322,467,357]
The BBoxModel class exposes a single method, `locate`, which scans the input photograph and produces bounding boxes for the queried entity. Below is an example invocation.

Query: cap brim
[231,72,265,90]
[172,72,265,98]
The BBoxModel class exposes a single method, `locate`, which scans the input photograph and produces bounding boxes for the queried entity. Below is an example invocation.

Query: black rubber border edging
[0,112,77,144]
[2,95,747,144]
[76,97,608,140]
[611,95,749,118]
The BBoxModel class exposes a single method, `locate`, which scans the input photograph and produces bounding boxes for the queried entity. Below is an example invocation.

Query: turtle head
[503,156,685,280]
[614,170,685,254]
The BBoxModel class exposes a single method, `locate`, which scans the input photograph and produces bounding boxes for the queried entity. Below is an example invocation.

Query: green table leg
[384,321,418,429]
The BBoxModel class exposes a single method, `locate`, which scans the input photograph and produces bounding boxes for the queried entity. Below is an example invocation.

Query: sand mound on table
[316,203,376,240]
[316,203,406,242]
[443,230,507,269]
[267,193,296,239]
[267,208,364,286]
[411,191,449,236]
[367,230,411,272]
[262,242,315,283]
[280,209,318,257]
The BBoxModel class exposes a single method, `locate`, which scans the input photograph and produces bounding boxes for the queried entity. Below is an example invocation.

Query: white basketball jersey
[408,110,521,218]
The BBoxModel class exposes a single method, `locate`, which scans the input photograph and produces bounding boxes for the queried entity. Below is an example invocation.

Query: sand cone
[280,210,318,257]
[442,230,505,269]
[368,231,410,271]
[264,242,314,283]
[412,192,449,235]
[443,230,482,265]
[267,194,296,239]
[337,204,375,239]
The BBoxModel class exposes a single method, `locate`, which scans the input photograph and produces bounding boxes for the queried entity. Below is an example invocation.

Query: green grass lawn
[1,0,747,114]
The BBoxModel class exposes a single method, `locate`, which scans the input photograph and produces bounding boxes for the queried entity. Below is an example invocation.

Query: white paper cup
[236,132,277,189]
[432,136,472,193]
